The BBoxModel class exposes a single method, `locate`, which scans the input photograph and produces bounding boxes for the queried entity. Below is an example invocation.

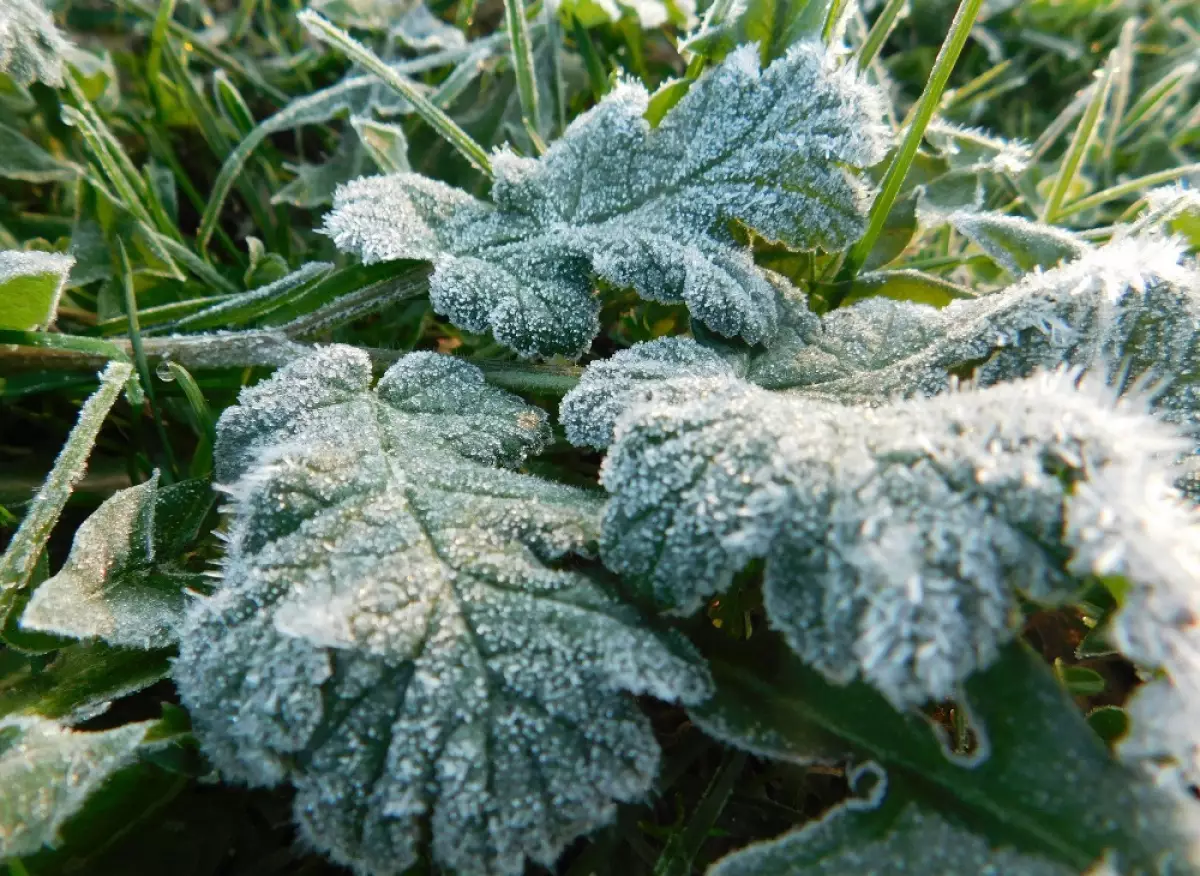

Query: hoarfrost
[322,42,889,358]
[0,715,150,857]
[601,369,1195,710]
[748,236,1200,449]
[21,473,211,649]
[0,0,71,87]
[174,346,711,876]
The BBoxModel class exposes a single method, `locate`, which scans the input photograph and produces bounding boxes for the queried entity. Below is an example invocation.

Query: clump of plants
[1,0,1199,873]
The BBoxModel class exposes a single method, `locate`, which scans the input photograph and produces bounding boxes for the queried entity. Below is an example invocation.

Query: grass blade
[298,11,493,176]
[118,242,179,481]
[857,0,906,72]
[504,0,542,139]
[1054,162,1200,220]
[839,0,985,282]
[0,361,133,604]
[1101,17,1138,166]
[1041,52,1116,223]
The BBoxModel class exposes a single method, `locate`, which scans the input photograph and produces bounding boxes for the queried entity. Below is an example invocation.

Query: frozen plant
[173,347,711,876]
[322,42,889,357]
[0,0,71,87]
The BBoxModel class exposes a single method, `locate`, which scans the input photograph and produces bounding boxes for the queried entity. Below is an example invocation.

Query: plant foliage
[1,0,1199,872]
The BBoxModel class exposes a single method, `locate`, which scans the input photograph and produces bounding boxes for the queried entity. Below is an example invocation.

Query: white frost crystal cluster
[322,42,888,357]
[599,369,1197,711]
[173,346,711,876]
[0,0,71,87]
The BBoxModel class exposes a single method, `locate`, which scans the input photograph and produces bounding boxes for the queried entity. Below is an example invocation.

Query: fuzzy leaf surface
[747,237,1200,445]
[20,474,212,649]
[322,43,888,358]
[174,346,711,876]
[0,0,71,87]
[602,370,1195,709]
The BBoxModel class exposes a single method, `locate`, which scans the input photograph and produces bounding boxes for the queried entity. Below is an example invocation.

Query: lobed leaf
[174,346,711,876]
[323,42,889,358]
[601,369,1196,710]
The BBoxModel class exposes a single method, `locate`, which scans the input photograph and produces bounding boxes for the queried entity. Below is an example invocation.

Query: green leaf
[0,122,79,182]
[695,635,1198,872]
[1059,664,1105,697]
[350,115,410,174]
[0,250,74,330]
[173,346,711,876]
[19,473,212,649]
[0,362,133,619]
[322,43,888,357]
[947,211,1089,275]
[0,715,154,858]
[0,643,172,724]
[682,0,832,65]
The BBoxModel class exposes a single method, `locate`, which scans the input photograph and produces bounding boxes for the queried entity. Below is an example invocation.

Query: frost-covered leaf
[714,793,1077,875]
[0,362,133,620]
[0,644,172,725]
[351,115,410,173]
[749,237,1200,441]
[681,0,831,65]
[272,134,372,209]
[0,0,72,87]
[560,336,739,449]
[695,630,1200,873]
[323,43,889,357]
[0,715,152,857]
[0,249,74,330]
[0,121,79,182]
[174,346,711,876]
[947,211,1090,275]
[20,474,212,650]
[923,122,1031,176]
[602,369,1194,708]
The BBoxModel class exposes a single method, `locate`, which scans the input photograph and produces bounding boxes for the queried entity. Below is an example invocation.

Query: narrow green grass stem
[839,0,985,282]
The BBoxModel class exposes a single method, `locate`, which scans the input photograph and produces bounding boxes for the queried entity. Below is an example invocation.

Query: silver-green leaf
[601,369,1197,711]
[174,345,711,876]
[322,43,889,358]
[0,0,71,88]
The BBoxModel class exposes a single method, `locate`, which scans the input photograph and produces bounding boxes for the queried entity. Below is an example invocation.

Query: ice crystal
[322,42,888,358]
[0,0,71,87]
[0,248,74,330]
[20,473,211,649]
[174,346,711,876]
[0,715,151,857]
[601,369,1192,708]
